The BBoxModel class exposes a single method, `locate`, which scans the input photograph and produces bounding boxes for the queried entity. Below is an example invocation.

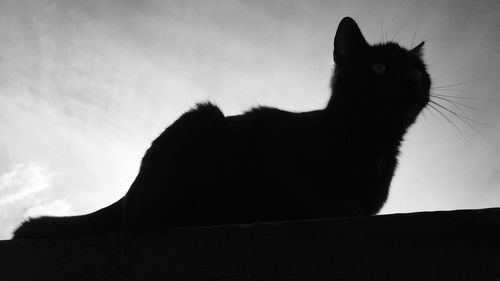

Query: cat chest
[272,145,392,187]
[227,127,393,184]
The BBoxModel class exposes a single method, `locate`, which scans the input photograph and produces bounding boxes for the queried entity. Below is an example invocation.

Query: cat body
[13,17,430,238]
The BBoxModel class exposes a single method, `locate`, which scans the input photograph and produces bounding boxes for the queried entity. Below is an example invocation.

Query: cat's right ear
[334,17,368,65]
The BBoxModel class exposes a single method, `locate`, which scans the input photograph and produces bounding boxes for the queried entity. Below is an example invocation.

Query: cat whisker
[431,96,470,119]
[385,16,395,42]
[431,91,487,101]
[430,100,482,125]
[429,100,485,138]
[380,19,386,43]
[426,103,468,142]
[418,35,454,44]
[410,16,425,47]
[430,94,485,113]
[380,17,404,43]
[391,28,402,42]
[432,78,480,89]
[429,100,471,125]
[423,104,440,120]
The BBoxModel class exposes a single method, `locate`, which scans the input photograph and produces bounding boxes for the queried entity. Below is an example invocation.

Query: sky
[1,0,500,239]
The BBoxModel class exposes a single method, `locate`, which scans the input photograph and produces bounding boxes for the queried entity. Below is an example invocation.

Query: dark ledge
[1,208,500,281]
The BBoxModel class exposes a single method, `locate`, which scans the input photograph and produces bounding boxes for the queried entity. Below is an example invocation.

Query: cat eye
[371,63,386,74]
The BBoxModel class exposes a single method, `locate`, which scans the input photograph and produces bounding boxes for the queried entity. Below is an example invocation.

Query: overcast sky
[1,0,500,239]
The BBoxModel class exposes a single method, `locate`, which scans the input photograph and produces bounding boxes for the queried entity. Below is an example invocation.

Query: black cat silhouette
[13,17,430,239]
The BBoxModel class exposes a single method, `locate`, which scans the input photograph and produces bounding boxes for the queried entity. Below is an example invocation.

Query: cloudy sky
[1,0,500,239]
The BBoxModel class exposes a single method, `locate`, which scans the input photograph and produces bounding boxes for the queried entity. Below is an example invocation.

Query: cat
[13,17,430,239]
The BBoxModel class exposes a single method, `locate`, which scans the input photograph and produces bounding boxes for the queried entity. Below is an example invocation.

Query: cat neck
[324,94,410,148]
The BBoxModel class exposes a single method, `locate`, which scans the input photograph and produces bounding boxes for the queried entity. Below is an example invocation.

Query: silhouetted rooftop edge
[1,207,500,281]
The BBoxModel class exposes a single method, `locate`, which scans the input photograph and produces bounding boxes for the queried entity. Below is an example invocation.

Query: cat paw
[324,200,364,218]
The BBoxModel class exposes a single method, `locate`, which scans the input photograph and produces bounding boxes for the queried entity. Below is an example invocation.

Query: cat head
[330,17,430,129]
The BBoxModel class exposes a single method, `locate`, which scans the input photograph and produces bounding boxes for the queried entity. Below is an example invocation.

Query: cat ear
[334,17,368,64]
[410,41,425,56]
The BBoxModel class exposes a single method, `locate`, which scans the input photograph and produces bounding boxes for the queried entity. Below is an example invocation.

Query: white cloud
[0,164,71,239]
[24,199,73,218]
[0,163,57,204]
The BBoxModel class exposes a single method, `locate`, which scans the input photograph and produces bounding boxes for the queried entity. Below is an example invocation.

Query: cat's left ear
[334,17,369,64]
[410,41,425,56]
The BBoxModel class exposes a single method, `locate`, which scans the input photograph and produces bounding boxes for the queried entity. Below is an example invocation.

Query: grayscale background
[1,0,499,239]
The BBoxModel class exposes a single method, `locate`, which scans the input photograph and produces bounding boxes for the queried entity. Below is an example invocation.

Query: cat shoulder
[162,102,226,134]
[138,102,227,172]
[178,102,226,124]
